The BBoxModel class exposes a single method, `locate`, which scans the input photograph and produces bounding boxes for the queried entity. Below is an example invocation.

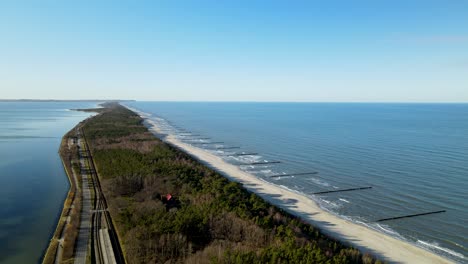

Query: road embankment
[42,129,82,264]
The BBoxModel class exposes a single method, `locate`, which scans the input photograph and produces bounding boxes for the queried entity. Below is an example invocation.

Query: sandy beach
[139,115,454,264]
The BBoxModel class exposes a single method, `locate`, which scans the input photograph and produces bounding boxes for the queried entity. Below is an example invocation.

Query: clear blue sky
[1,0,467,102]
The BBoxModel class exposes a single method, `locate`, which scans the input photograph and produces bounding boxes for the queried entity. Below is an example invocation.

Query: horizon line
[1,99,467,104]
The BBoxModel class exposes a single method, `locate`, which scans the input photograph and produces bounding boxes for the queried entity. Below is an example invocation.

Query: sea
[0,101,96,263]
[126,102,468,263]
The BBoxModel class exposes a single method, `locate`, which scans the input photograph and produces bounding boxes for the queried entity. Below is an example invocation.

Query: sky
[0,0,467,102]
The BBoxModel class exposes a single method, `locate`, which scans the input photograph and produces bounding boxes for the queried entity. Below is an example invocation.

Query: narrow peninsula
[43,103,452,264]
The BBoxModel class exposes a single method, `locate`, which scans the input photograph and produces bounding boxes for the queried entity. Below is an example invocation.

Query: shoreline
[41,131,79,264]
[132,109,454,264]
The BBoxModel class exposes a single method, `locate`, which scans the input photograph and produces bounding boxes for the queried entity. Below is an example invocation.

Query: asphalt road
[73,137,92,264]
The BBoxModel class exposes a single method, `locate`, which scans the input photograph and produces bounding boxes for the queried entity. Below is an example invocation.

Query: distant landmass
[0,99,135,102]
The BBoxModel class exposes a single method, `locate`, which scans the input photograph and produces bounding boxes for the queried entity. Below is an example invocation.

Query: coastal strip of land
[79,103,383,263]
[42,110,122,264]
[43,102,455,263]
[139,112,454,264]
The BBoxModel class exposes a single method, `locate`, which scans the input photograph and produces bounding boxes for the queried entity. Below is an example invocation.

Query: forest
[82,103,383,264]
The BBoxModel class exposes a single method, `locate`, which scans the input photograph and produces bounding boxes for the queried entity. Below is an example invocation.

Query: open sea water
[0,102,95,263]
[127,102,468,263]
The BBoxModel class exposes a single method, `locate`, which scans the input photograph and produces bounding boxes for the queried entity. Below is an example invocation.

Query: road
[73,133,93,264]
[80,128,123,264]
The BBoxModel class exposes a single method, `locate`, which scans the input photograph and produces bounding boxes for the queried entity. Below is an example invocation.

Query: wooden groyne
[313,186,372,195]
[241,161,281,165]
[215,147,241,150]
[190,141,224,145]
[270,172,318,178]
[376,210,446,222]
[223,153,258,156]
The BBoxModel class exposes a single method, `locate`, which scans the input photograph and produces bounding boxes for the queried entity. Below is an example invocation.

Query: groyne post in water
[190,142,224,145]
[376,210,446,222]
[215,147,241,150]
[241,161,281,165]
[312,186,372,195]
[223,153,258,156]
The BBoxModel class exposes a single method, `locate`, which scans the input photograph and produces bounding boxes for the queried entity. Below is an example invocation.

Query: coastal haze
[127,101,468,263]
[0,102,96,263]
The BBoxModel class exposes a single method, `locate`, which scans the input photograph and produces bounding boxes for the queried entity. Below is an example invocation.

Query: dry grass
[42,239,59,264]
[61,196,81,261]
[60,258,75,264]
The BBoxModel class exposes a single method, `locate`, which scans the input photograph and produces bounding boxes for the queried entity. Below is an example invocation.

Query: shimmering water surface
[127,102,468,263]
[0,102,95,264]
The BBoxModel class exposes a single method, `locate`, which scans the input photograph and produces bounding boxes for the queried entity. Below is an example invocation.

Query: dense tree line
[82,103,383,264]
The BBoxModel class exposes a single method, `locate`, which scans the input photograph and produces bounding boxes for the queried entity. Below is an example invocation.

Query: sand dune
[141,116,453,264]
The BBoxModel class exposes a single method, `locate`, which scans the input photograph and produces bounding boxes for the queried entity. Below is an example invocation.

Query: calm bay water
[127,102,468,263]
[0,102,95,264]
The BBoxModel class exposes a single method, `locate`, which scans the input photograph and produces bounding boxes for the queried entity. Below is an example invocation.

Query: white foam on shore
[417,240,465,259]
[128,106,456,264]
[374,223,403,237]
[307,177,331,187]
[339,198,350,203]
